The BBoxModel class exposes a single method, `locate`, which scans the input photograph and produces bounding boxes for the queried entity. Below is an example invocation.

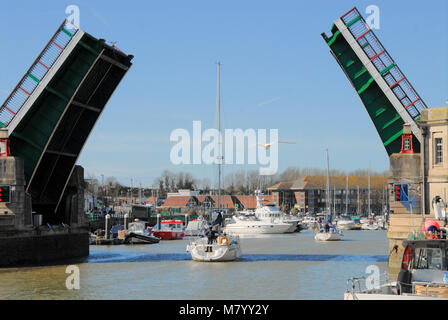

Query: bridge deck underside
[9,32,132,213]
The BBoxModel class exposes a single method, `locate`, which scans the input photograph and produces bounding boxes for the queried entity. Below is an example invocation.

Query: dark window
[435,138,443,164]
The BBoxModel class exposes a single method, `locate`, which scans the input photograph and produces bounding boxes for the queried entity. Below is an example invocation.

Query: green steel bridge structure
[322,7,427,156]
[1,20,133,221]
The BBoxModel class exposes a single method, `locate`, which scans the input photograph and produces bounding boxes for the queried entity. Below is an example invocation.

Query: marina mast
[345,175,348,215]
[216,62,222,211]
[326,149,331,215]
[368,166,371,216]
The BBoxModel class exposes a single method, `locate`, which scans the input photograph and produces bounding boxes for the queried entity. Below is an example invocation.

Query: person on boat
[324,223,330,233]
[213,211,223,227]
[205,226,217,252]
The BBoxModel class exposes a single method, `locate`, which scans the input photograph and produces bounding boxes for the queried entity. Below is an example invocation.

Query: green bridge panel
[322,10,423,156]
[4,21,133,216]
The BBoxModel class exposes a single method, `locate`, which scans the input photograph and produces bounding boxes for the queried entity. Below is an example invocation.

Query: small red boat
[152,220,185,240]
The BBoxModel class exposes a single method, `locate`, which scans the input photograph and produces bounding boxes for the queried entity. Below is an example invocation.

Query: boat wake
[86,252,387,263]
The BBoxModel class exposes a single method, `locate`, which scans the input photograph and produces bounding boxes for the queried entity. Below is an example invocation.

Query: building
[159,190,273,211]
[268,176,387,215]
[387,107,448,274]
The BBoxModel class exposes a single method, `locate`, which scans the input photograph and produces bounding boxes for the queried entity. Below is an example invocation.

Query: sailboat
[315,149,343,241]
[186,63,242,261]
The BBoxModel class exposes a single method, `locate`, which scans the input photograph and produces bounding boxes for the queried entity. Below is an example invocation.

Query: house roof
[210,195,235,208]
[234,195,273,209]
[268,176,387,191]
[161,196,194,207]
[196,195,212,204]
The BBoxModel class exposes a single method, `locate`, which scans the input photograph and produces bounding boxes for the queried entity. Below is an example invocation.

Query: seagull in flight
[256,141,297,150]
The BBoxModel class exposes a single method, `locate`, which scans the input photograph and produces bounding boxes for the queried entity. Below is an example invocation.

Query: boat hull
[336,222,356,230]
[314,232,342,241]
[223,223,291,234]
[153,231,185,240]
[361,224,379,230]
[125,232,160,244]
[187,242,242,262]
[344,292,448,300]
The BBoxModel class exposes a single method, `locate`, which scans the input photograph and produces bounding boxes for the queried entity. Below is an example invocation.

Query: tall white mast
[326,149,331,215]
[368,165,371,216]
[217,62,222,211]
[333,185,336,216]
[357,185,360,215]
[345,175,348,215]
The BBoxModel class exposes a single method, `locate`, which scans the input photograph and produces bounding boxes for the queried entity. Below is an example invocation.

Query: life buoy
[402,246,413,270]
[219,236,229,245]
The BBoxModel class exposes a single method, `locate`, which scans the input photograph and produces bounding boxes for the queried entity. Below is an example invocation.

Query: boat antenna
[216,62,222,213]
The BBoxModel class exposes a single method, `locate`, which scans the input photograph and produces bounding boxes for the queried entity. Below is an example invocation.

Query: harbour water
[0,230,388,300]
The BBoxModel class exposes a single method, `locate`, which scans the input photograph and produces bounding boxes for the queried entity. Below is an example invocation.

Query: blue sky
[0,0,447,187]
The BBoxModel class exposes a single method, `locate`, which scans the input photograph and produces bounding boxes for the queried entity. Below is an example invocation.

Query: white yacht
[314,224,343,241]
[336,216,357,230]
[223,214,292,234]
[186,62,242,262]
[361,218,380,230]
[253,191,300,233]
[187,231,242,262]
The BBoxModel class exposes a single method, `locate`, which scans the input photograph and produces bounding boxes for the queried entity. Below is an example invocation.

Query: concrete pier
[0,157,89,267]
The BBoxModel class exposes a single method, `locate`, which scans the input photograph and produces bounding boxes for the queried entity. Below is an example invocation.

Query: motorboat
[185,215,208,236]
[314,224,343,241]
[376,216,388,230]
[336,216,356,230]
[361,219,380,230]
[152,219,185,240]
[125,220,160,244]
[253,190,299,232]
[345,231,448,300]
[223,214,292,234]
[302,216,319,229]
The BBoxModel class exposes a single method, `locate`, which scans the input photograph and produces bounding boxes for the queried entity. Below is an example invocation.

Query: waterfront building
[267,176,387,215]
[388,107,448,274]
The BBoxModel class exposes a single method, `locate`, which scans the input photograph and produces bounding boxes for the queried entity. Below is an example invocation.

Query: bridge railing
[340,8,426,120]
[0,19,79,127]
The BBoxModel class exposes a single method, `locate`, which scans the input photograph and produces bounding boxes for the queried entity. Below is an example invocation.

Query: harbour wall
[0,230,89,267]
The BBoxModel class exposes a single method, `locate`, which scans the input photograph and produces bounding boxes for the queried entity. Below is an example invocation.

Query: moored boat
[336,216,356,230]
[185,215,208,236]
[153,219,185,240]
[125,220,160,244]
[361,218,379,230]
[254,190,300,233]
[223,214,292,234]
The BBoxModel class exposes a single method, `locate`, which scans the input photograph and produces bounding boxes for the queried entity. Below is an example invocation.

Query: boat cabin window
[413,247,444,270]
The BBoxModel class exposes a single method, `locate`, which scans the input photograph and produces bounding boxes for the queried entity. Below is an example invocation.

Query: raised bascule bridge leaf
[1,20,133,215]
[321,7,426,156]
